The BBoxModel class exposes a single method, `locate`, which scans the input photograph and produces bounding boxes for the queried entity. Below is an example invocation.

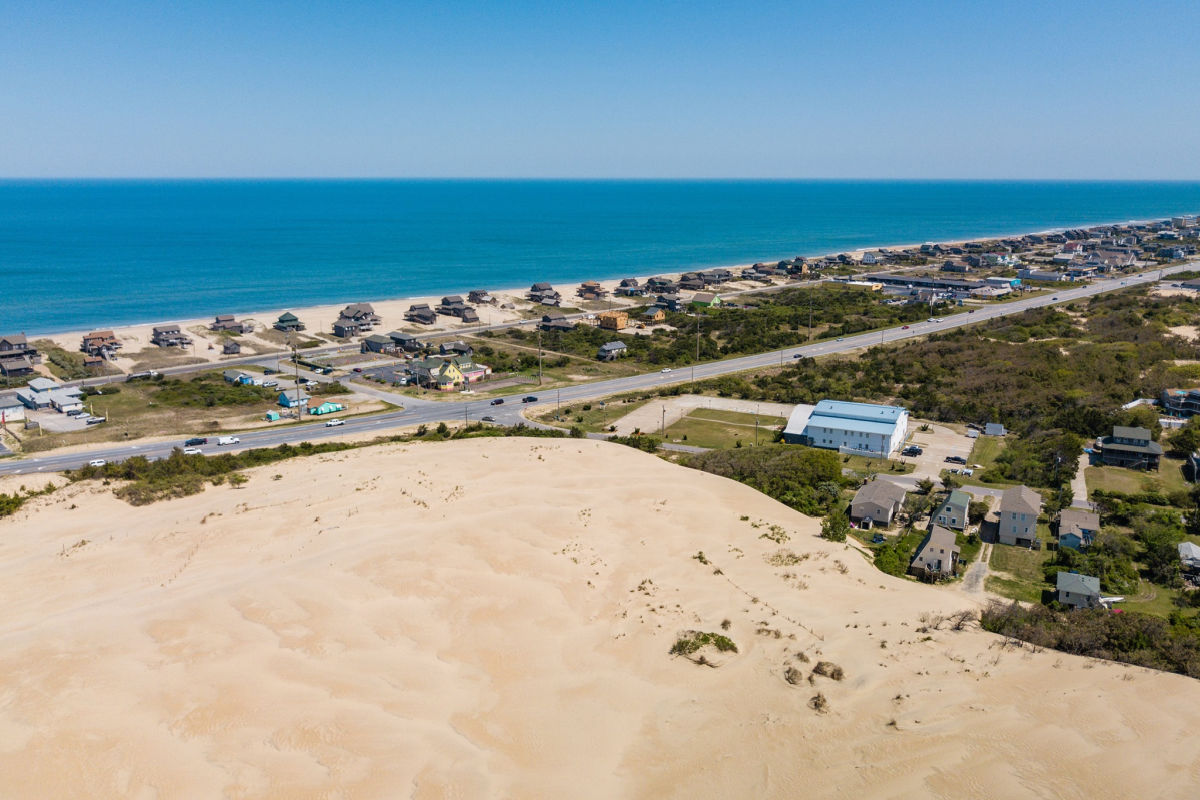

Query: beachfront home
[439,341,473,357]
[654,294,685,313]
[274,312,306,332]
[16,377,84,413]
[404,304,438,325]
[0,334,42,377]
[222,340,241,355]
[910,526,960,578]
[678,273,705,292]
[849,479,907,529]
[1057,508,1100,550]
[278,388,311,408]
[598,310,628,331]
[933,489,971,531]
[616,278,644,297]
[1055,572,1101,609]
[644,276,677,294]
[151,325,191,348]
[527,282,562,306]
[436,296,469,317]
[80,330,121,358]
[210,314,247,334]
[468,289,495,305]
[1095,426,1163,471]
[596,341,628,362]
[459,307,480,324]
[782,400,910,458]
[339,303,380,330]
[998,485,1042,547]
[641,307,666,324]
[577,280,607,300]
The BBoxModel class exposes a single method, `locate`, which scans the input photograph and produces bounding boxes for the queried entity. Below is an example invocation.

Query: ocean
[2,179,1199,335]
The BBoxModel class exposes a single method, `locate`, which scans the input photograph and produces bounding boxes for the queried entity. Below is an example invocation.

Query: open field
[3,438,1200,797]
[663,409,786,449]
[1085,458,1190,498]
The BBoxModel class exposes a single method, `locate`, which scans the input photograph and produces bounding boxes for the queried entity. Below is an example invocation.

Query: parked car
[262,380,279,388]
[945,455,967,465]
[871,533,886,544]
[836,337,844,342]
[522,396,538,403]
[184,437,208,446]
[901,445,923,456]
[66,408,83,417]
[352,367,363,373]
[927,317,937,322]
[792,353,802,358]
[490,398,504,406]
[88,459,106,467]
[182,447,202,456]
[481,415,496,422]
[217,436,240,446]
[901,325,910,329]
[86,416,106,425]
[264,368,276,375]
[325,418,345,427]
[661,367,672,373]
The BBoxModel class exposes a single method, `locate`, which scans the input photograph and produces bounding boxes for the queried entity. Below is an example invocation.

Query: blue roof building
[782,399,910,457]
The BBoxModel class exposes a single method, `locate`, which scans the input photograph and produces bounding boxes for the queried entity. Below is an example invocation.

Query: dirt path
[609,395,796,436]
[963,542,991,594]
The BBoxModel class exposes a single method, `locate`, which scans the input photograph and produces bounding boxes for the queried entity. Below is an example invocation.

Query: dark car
[871,533,886,545]
[901,445,923,456]
[901,325,910,329]
[490,398,504,406]
[184,437,208,447]
[945,455,967,465]
[352,367,363,373]
[481,415,496,422]
[522,395,538,403]
[264,368,276,375]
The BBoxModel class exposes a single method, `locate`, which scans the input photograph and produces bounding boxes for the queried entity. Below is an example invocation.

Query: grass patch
[987,544,1052,602]
[664,413,777,449]
[534,395,653,432]
[1085,459,1190,499]
[669,630,738,657]
[968,435,1004,471]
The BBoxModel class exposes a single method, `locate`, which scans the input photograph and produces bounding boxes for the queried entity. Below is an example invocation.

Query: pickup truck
[217,436,240,446]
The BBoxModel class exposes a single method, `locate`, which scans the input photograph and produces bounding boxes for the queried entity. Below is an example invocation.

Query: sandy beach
[1,437,1198,798]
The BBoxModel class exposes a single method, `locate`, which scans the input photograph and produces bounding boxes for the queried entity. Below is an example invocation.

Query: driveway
[1070,453,1093,509]
[902,423,975,480]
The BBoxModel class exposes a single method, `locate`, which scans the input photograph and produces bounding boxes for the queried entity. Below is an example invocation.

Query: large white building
[783,399,909,458]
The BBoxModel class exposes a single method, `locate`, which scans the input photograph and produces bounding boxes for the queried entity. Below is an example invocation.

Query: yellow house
[413,357,465,390]
[598,310,628,330]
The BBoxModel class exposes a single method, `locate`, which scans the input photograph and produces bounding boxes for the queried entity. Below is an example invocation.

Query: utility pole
[556,388,561,418]
[537,328,543,386]
[661,406,666,436]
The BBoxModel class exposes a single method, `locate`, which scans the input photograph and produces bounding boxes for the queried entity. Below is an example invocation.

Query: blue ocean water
[2,180,1199,334]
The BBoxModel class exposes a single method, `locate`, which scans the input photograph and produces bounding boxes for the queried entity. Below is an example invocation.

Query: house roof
[852,479,907,509]
[1179,541,1200,564]
[1059,508,1100,538]
[599,341,627,352]
[812,399,907,424]
[1056,571,1100,596]
[692,292,716,303]
[1000,485,1042,517]
[1113,425,1151,440]
[919,525,960,556]
[27,377,59,392]
[942,489,971,509]
[364,334,392,344]
[278,312,299,322]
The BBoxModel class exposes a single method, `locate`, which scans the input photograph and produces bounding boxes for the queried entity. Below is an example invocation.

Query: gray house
[1096,426,1163,471]
[849,479,907,529]
[910,525,960,578]
[1055,572,1101,609]
[998,485,1042,547]
[596,341,628,362]
[933,489,970,531]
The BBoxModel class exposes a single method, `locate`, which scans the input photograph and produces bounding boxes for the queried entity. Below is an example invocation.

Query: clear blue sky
[3,0,1199,178]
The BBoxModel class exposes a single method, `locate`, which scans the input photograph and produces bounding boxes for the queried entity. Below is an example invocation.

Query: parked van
[217,436,240,446]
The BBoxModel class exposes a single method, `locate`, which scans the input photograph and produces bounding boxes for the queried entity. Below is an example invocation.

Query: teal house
[307,400,345,416]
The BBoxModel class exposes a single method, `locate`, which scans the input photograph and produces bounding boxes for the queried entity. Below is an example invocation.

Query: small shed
[985,422,1007,436]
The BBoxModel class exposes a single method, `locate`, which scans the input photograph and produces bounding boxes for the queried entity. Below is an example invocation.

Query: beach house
[1055,572,1101,609]
[596,341,628,361]
[933,489,971,531]
[274,312,306,332]
[0,334,42,377]
[1095,426,1163,471]
[909,526,960,578]
[998,485,1042,547]
[210,315,247,333]
[849,479,907,529]
[80,330,121,358]
[278,388,311,408]
[339,303,380,330]
[1057,508,1100,550]
[151,325,191,348]
[412,358,466,391]
[404,304,438,325]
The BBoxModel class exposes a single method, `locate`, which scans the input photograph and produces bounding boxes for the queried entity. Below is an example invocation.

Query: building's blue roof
[811,399,907,424]
[804,413,900,437]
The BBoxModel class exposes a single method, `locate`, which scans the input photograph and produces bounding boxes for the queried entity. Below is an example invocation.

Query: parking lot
[901,422,976,481]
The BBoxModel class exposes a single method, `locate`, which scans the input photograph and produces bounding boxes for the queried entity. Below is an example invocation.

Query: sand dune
[1,438,1198,798]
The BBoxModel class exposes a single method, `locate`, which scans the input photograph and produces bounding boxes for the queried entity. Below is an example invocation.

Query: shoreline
[14,212,1186,343]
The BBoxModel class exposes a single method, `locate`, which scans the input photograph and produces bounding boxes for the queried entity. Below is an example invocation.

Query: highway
[0,264,1190,476]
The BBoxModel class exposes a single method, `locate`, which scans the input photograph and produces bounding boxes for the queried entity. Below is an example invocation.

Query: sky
[2,0,1199,179]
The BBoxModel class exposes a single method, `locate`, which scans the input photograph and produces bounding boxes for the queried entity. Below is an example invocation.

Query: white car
[325,418,345,427]
[660,367,671,373]
[262,380,279,388]
[88,459,106,467]
[182,447,202,456]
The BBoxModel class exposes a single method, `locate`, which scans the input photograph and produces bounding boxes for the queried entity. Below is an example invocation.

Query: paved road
[0,265,1190,476]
